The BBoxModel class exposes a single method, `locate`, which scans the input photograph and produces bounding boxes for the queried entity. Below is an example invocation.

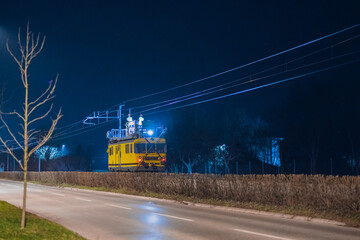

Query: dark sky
[1,0,359,167]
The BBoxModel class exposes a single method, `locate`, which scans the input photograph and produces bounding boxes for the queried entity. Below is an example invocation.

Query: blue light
[147,130,154,136]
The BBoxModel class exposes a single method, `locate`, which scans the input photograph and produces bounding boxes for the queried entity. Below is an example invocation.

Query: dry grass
[1,172,359,226]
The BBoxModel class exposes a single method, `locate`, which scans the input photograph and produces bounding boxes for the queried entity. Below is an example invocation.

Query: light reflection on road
[137,201,163,213]
[138,212,167,240]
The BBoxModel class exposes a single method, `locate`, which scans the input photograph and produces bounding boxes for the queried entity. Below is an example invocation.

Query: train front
[107,114,167,172]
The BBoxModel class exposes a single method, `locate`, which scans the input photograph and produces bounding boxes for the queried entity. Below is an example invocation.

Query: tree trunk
[21,168,27,229]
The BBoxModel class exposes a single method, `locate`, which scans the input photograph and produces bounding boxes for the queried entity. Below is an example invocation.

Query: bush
[1,172,359,218]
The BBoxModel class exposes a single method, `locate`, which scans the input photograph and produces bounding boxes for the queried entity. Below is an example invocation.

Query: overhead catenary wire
[135,50,360,114]
[3,47,359,146]
[44,52,360,142]
[129,34,360,111]
[106,23,360,110]
[1,25,360,149]
[45,29,360,138]
[1,57,358,147]
[130,58,360,118]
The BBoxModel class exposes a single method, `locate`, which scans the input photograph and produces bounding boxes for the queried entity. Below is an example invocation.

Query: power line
[2,47,359,147]
[106,23,360,110]
[130,34,360,111]
[132,59,359,117]
[1,26,360,148]
[48,28,360,139]
[2,57,357,147]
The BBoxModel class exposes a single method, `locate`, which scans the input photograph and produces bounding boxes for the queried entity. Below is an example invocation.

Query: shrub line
[0,172,359,227]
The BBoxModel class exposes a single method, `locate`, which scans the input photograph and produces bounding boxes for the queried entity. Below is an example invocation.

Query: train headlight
[147,130,154,136]
[138,156,142,163]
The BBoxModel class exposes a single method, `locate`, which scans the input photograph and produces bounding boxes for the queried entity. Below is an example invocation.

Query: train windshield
[134,143,146,153]
[147,143,156,153]
[134,143,167,153]
[156,143,167,153]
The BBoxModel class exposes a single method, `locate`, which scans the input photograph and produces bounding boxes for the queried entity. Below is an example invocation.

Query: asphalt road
[0,179,359,240]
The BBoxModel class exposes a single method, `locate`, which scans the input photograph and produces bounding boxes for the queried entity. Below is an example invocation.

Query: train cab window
[109,147,113,155]
[125,144,129,154]
[130,144,133,153]
[156,143,167,153]
[147,143,155,153]
[134,143,146,153]
[116,146,119,154]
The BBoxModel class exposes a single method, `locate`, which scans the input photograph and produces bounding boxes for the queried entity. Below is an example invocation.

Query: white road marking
[233,228,294,240]
[106,204,131,210]
[29,189,44,192]
[75,197,92,202]
[0,183,22,188]
[52,193,65,197]
[153,213,194,222]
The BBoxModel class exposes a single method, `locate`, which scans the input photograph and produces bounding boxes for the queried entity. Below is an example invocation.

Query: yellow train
[107,115,167,172]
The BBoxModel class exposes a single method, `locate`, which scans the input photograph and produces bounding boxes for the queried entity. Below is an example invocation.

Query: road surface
[0,179,359,240]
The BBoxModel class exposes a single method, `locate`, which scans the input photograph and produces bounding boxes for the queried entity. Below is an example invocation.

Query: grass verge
[30,180,360,227]
[0,201,85,240]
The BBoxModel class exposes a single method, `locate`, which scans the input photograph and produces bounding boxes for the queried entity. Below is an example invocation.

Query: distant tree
[35,146,62,171]
[221,111,268,172]
[36,146,61,161]
[0,24,62,229]
[210,144,229,174]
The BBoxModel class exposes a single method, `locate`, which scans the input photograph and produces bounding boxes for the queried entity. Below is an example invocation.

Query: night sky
[1,1,360,169]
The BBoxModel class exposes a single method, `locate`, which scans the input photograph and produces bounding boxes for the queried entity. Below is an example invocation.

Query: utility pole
[38,155,41,172]
[7,152,9,171]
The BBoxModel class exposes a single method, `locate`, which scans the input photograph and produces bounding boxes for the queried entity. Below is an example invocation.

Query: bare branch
[0,110,25,121]
[6,42,22,69]
[28,95,55,116]
[28,129,41,140]
[28,103,53,125]
[18,27,26,61]
[25,24,30,60]
[28,33,39,58]
[29,109,62,157]
[28,77,55,107]
[0,137,24,170]
[30,36,45,60]
[18,131,25,139]
[0,114,24,150]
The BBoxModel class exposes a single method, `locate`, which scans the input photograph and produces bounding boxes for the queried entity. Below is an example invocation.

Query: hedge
[1,172,359,217]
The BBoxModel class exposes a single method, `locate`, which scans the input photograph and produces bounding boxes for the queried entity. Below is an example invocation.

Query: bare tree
[0,24,62,229]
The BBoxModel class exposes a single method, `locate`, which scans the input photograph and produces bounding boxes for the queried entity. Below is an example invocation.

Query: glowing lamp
[161,158,166,162]
[147,130,154,136]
